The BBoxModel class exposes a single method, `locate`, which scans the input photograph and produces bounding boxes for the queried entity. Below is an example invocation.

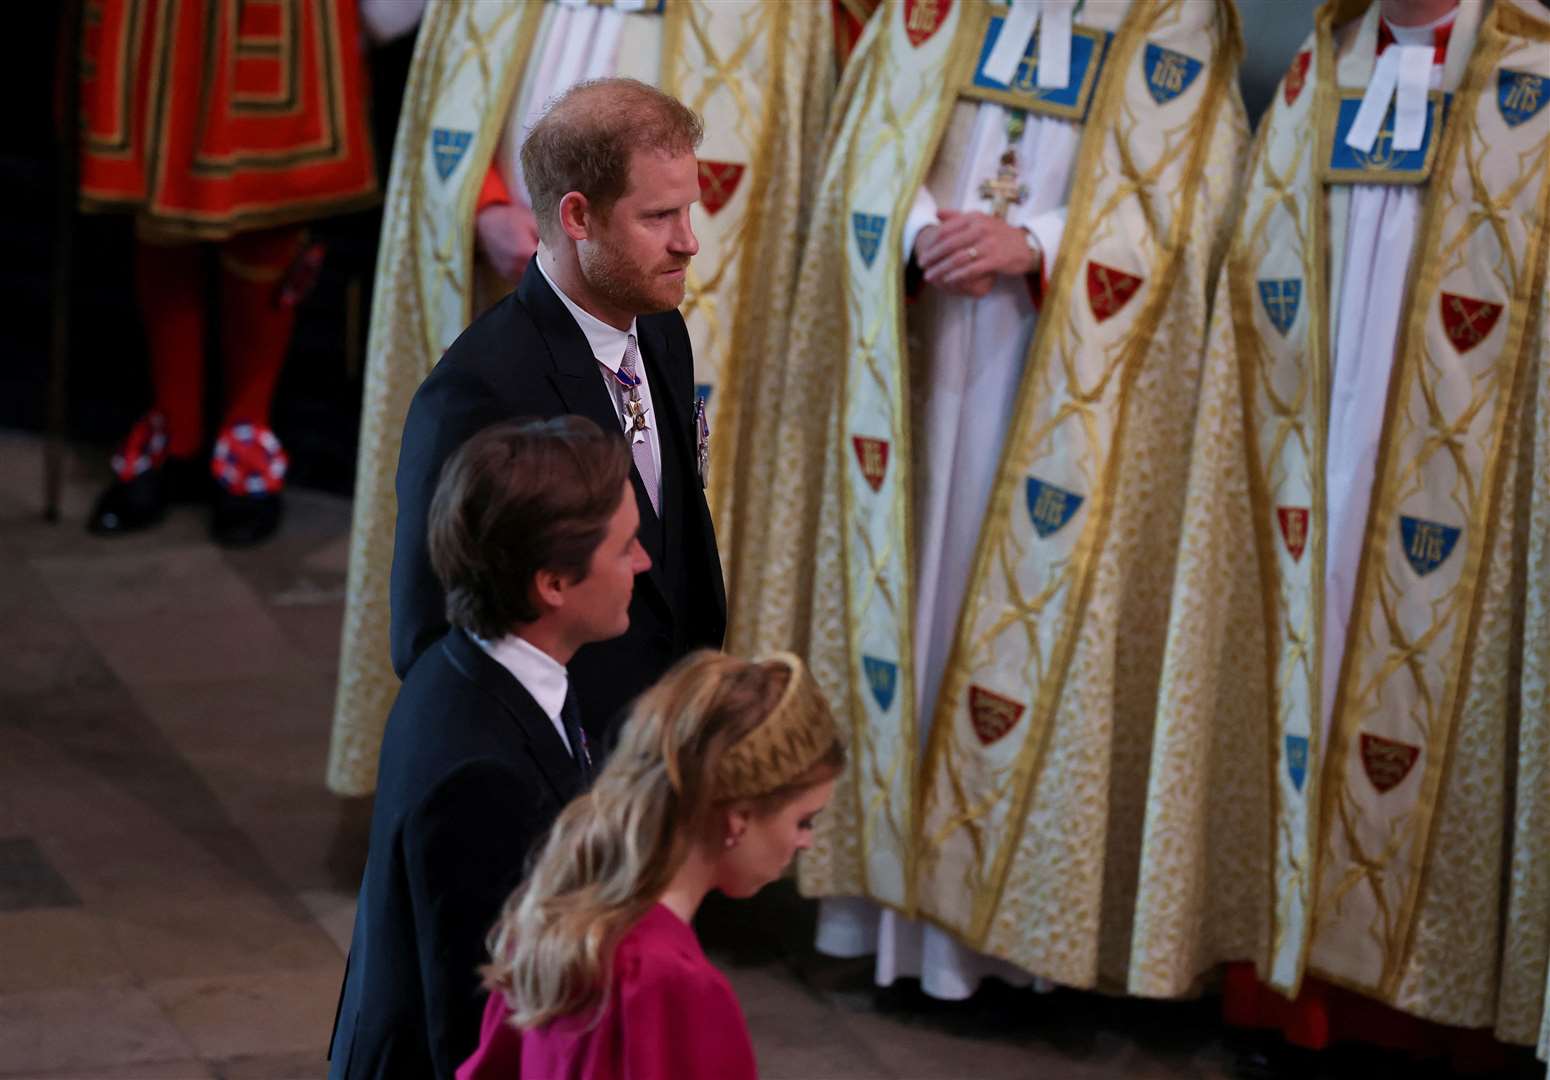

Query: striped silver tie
[619,334,660,515]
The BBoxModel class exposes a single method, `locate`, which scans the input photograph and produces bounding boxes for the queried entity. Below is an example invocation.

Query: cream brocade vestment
[1131,0,1550,1047]
[326,0,837,794]
[736,0,1251,993]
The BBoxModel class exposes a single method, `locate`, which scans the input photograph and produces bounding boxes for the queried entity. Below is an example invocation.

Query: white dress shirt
[472,631,573,757]
[535,248,663,483]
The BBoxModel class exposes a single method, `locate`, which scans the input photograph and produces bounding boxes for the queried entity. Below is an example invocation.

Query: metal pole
[46,0,84,523]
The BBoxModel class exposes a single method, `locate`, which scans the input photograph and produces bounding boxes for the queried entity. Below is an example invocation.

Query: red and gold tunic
[78,0,378,240]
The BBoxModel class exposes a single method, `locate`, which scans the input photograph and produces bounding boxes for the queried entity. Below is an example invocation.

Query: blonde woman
[457,650,844,1080]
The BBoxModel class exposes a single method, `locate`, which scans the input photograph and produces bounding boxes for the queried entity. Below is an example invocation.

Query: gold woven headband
[712,652,839,801]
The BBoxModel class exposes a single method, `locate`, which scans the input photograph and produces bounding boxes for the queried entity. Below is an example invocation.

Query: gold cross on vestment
[979,150,1028,219]
[1262,281,1296,326]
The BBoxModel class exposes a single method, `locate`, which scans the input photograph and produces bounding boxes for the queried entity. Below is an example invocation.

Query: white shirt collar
[471,631,570,729]
[536,246,638,373]
[1381,8,1456,46]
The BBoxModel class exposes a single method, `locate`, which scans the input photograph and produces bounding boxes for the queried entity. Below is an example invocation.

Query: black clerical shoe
[210,489,282,547]
[1227,1036,1334,1080]
[86,456,210,536]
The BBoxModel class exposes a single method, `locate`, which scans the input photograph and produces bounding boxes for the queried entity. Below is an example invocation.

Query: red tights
[133,227,303,459]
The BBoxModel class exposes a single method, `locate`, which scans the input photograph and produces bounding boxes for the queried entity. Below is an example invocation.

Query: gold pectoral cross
[979,149,1028,219]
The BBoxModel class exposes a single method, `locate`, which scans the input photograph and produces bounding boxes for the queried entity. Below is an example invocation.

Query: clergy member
[733,0,1248,999]
[327,0,841,795]
[1131,0,1550,1066]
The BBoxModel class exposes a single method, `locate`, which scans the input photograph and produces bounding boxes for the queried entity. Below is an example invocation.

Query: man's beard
[580,238,688,316]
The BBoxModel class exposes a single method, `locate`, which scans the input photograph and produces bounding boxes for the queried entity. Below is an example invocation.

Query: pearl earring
[725,835,738,848]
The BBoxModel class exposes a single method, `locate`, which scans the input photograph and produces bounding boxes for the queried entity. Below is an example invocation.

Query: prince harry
[388,78,726,745]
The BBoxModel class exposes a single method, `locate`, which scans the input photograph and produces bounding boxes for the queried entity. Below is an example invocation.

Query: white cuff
[1021,206,1066,274]
[902,186,939,265]
[359,0,426,44]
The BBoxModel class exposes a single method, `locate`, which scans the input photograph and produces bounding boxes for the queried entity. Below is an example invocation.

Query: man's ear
[532,568,567,613]
[558,191,591,243]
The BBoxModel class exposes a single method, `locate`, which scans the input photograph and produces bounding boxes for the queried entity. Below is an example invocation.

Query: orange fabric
[476,164,512,213]
[219,228,302,432]
[79,0,377,239]
[133,239,205,458]
[1222,963,1511,1073]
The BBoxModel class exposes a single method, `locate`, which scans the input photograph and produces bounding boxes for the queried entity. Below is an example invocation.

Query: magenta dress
[457,904,759,1080]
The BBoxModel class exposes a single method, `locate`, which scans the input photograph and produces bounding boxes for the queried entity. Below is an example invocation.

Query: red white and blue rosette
[111,411,169,482]
[211,422,288,496]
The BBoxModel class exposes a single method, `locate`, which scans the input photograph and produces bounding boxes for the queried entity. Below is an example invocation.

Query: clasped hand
[475,201,541,282]
[915,208,1040,299]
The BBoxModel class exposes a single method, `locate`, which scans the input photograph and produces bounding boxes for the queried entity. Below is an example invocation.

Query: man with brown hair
[381,77,725,754]
[330,416,647,1080]
[330,7,842,799]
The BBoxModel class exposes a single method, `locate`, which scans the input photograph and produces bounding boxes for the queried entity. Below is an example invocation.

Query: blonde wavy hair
[482,650,844,1029]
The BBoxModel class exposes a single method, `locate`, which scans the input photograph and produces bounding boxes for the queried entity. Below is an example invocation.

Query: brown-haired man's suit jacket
[390,260,726,744]
[329,261,725,1078]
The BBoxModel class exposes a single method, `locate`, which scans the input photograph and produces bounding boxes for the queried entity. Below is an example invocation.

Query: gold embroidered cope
[1133,0,1550,1041]
[736,0,1249,993]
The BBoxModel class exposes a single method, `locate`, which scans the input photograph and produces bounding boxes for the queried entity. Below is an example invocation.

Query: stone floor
[0,429,1540,1080]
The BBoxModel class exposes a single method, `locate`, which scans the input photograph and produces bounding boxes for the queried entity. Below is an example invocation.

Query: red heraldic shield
[78,0,378,238]
[1087,262,1144,322]
[1360,733,1421,794]
[697,160,746,216]
[852,436,890,493]
[1439,293,1504,354]
[1277,506,1309,562]
[968,685,1026,747]
[1284,51,1312,107]
[903,0,951,48]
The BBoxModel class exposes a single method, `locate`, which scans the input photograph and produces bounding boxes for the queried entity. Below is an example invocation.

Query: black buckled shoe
[210,489,282,547]
[86,455,215,536]
[87,467,168,535]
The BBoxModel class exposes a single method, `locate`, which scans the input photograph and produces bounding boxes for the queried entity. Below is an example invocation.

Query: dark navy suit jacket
[329,628,585,1080]
[386,261,727,745]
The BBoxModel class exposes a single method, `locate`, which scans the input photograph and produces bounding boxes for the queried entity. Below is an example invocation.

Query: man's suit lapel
[636,320,690,595]
[515,262,672,617]
[517,262,625,437]
[440,629,581,804]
